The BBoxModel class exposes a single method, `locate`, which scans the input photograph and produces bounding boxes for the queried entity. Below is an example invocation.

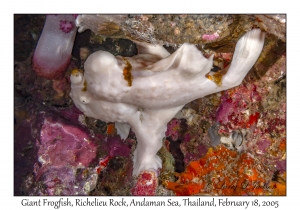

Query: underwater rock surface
[14,14,286,196]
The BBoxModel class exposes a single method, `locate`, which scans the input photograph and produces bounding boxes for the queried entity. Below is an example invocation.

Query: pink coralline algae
[257,139,271,154]
[56,105,84,124]
[215,100,234,125]
[37,117,97,168]
[180,131,209,166]
[182,143,208,165]
[32,15,77,79]
[215,84,261,134]
[202,32,220,41]
[131,170,158,196]
[165,119,181,141]
[31,108,99,195]
[276,160,286,173]
[106,135,131,157]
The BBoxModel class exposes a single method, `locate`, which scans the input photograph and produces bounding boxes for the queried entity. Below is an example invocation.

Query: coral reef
[165,51,286,196]
[15,103,100,195]
[165,53,286,196]
[14,101,135,196]
[75,15,285,50]
[14,14,138,196]
[215,84,261,134]
[14,14,286,196]
[75,15,248,48]
[165,119,182,141]
[166,146,285,195]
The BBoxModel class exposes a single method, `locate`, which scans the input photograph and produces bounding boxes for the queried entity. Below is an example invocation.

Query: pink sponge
[32,15,77,79]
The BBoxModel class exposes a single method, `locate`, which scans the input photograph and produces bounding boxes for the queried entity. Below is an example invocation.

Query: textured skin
[70,29,265,176]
